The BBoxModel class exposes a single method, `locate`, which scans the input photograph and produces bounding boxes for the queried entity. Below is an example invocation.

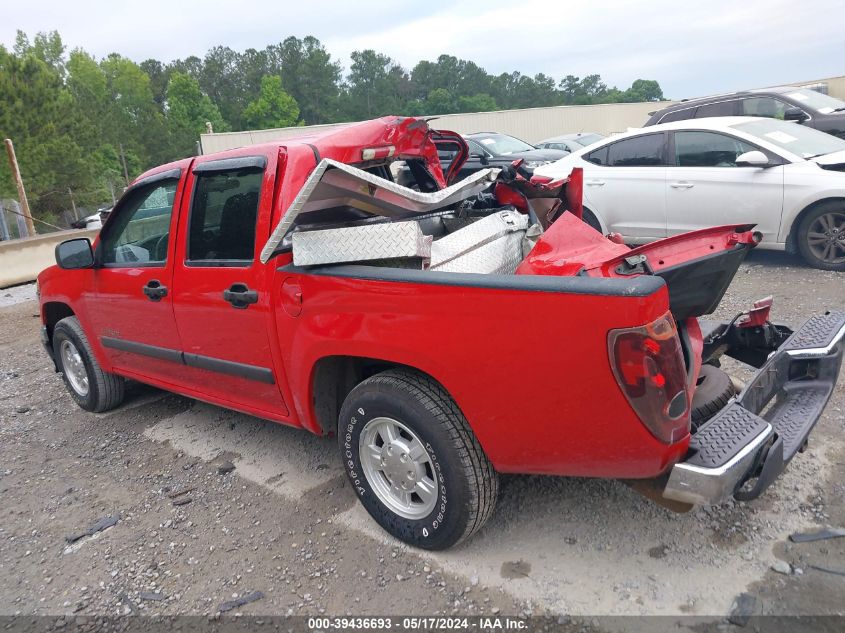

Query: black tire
[53,316,125,413]
[581,207,603,233]
[691,364,735,430]
[338,369,498,550]
[796,201,845,271]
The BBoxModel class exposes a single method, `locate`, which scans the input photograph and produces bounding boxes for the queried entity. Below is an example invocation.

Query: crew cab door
[665,131,784,243]
[580,132,668,242]
[170,154,289,416]
[87,170,185,381]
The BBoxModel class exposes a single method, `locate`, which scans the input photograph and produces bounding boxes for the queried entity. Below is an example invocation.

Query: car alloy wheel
[60,339,89,397]
[806,210,845,264]
[358,416,438,520]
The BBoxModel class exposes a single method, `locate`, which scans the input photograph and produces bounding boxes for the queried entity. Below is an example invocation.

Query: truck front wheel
[53,316,125,413]
[338,369,498,550]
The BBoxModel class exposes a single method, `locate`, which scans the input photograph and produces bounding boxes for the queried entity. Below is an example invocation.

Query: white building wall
[199,74,845,155]
[200,101,673,154]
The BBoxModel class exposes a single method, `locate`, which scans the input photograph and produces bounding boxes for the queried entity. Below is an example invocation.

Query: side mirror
[55,238,94,269]
[470,152,489,165]
[735,150,770,168]
[784,107,809,122]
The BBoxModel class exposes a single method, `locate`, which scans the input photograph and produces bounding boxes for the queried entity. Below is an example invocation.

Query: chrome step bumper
[664,311,845,506]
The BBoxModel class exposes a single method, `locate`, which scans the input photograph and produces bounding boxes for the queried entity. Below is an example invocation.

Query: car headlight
[523,160,553,169]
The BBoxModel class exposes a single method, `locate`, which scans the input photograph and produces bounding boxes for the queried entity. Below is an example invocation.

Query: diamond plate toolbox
[430,209,529,274]
[292,221,433,266]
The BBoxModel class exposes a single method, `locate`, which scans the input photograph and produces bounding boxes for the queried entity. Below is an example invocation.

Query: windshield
[782,88,845,114]
[732,118,845,158]
[470,134,535,155]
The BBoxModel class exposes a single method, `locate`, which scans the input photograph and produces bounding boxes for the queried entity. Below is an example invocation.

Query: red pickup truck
[38,117,844,550]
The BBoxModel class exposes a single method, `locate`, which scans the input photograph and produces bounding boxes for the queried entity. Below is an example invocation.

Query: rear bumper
[664,311,845,506]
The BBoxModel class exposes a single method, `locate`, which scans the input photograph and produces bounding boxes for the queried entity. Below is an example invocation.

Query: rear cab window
[187,167,264,266]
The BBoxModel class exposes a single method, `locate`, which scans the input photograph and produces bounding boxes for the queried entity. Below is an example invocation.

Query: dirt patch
[2,250,843,618]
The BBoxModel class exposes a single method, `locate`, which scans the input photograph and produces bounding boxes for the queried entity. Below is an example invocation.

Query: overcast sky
[2,0,843,99]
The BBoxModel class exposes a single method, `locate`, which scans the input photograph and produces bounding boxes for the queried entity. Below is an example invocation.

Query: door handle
[587,179,606,186]
[142,280,167,302]
[223,282,259,309]
[670,182,695,189]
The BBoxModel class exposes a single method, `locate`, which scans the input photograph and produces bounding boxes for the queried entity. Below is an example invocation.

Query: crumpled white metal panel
[292,222,432,266]
[260,158,499,263]
[429,210,529,275]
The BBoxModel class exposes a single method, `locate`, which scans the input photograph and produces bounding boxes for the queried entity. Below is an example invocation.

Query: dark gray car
[645,87,845,139]
[449,133,569,180]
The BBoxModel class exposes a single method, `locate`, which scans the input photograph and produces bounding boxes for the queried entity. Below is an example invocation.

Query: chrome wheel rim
[60,339,89,397]
[807,211,845,264]
[359,417,438,520]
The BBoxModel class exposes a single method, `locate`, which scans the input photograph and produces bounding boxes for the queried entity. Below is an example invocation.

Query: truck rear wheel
[53,316,125,413]
[338,369,498,550]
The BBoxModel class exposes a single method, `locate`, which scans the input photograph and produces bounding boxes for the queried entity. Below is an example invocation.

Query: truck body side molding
[100,337,275,384]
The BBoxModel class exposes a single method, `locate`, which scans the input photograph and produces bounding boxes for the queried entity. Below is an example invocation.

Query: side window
[659,108,695,124]
[187,169,262,264]
[585,145,608,165]
[467,140,488,157]
[695,100,739,118]
[741,97,791,120]
[100,180,177,266]
[674,131,758,167]
[606,134,665,166]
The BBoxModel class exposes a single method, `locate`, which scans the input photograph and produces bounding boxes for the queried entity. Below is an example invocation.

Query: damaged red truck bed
[38,116,844,549]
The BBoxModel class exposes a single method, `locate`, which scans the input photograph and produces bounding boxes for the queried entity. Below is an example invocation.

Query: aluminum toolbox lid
[430,209,529,273]
[292,221,432,267]
[260,158,499,263]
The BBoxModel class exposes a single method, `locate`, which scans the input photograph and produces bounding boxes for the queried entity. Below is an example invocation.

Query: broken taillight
[608,312,690,444]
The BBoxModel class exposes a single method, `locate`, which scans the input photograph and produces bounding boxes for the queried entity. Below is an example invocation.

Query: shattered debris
[728,593,757,627]
[789,527,845,543]
[217,461,236,475]
[218,590,264,613]
[65,515,119,544]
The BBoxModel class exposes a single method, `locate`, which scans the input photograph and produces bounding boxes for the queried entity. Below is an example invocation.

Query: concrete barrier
[0,229,99,288]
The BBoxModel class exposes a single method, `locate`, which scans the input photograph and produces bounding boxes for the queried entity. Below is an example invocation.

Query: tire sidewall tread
[52,316,124,413]
[339,369,497,550]
[796,202,845,271]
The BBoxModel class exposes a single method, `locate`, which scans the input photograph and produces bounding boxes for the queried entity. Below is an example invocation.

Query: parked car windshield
[731,119,845,158]
[571,133,605,146]
[781,88,845,114]
[470,134,535,156]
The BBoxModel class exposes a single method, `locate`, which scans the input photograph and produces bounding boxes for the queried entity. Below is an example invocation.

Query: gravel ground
[1,249,843,624]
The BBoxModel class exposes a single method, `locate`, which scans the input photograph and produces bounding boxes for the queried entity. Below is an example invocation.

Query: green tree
[0,46,94,223]
[139,58,170,110]
[267,36,342,125]
[623,79,664,102]
[200,46,254,129]
[344,49,409,119]
[457,93,498,113]
[14,30,66,78]
[423,88,455,114]
[166,72,228,157]
[242,75,300,129]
